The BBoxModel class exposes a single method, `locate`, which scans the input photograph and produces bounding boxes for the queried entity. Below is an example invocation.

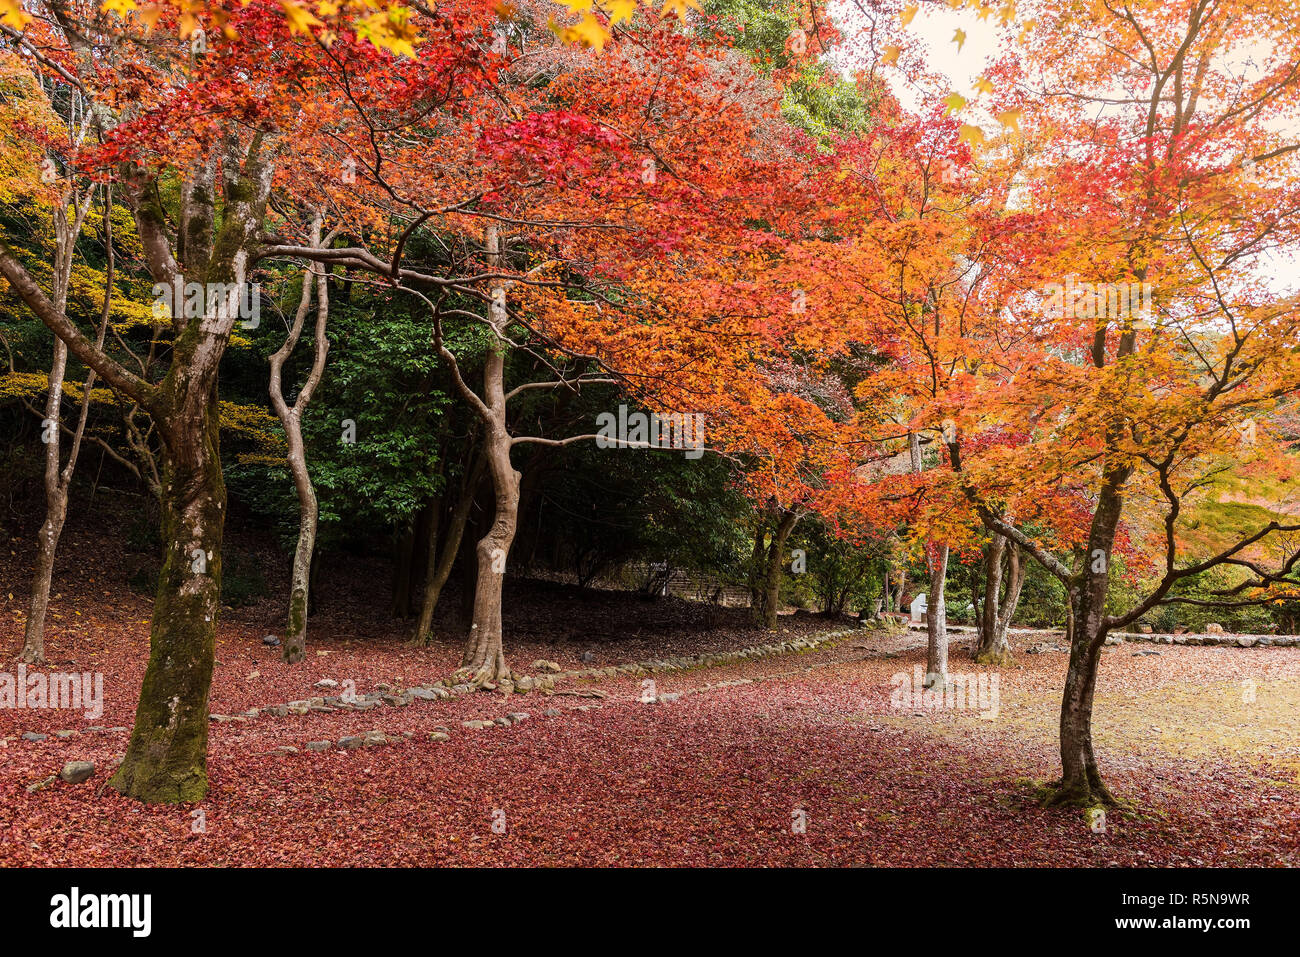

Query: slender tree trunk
[391,525,415,618]
[269,217,330,665]
[924,543,949,688]
[413,453,484,644]
[748,524,766,618]
[21,187,97,663]
[108,397,223,803]
[23,337,71,665]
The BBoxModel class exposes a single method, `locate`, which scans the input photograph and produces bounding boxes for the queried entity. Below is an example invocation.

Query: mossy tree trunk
[108,387,225,803]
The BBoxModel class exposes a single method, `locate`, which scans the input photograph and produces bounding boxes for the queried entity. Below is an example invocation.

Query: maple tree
[0,0,1297,831]
[921,0,1300,804]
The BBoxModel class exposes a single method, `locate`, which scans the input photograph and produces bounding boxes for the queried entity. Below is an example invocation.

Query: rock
[338,735,366,749]
[262,634,281,646]
[580,651,596,663]
[493,717,511,727]
[1206,623,1225,635]
[515,676,536,693]
[531,660,562,674]
[108,727,128,733]
[657,692,682,704]
[305,740,333,751]
[507,712,530,724]
[26,775,56,794]
[462,720,493,730]
[21,731,47,742]
[409,687,440,701]
[1236,636,1258,648]
[1132,649,1161,656]
[362,730,390,747]
[53,730,76,739]
[429,732,450,743]
[351,700,379,711]
[432,726,450,734]
[86,726,106,733]
[59,761,95,784]
[543,708,561,717]
[273,745,299,754]
[264,705,289,717]
[314,678,339,689]
[381,693,411,707]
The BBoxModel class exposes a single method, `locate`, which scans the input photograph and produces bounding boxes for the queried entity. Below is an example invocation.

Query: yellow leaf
[943,92,967,115]
[138,3,164,32]
[101,0,137,16]
[973,75,994,95]
[0,0,31,29]
[318,0,339,14]
[550,13,609,51]
[953,28,966,52]
[1017,18,1036,42]
[900,3,918,26]
[603,0,636,25]
[996,108,1022,131]
[280,0,324,35]
[882,45,900,67]
[958,123,985,145]
[661,0,699,20]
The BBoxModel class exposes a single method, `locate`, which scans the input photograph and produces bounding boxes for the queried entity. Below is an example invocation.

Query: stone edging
[908,622,1300,649]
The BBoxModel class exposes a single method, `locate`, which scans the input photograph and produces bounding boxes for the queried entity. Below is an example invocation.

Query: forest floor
[2,512,1298,866]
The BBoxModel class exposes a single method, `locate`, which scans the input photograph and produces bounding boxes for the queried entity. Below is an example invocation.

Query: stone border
[908,622,1299,649]
[209,626,862,726]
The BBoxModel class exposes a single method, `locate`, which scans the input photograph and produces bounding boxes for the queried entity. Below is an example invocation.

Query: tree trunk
[269,218,330,665]
[413,453,484,644]
[108,398,223,804]
[748,524,766,618]
[21,187,98,664]
[460,365,519,685]
[924,543,949,688]
[974,535,1023,664]
[22,336,71,665]
[1049,588,1114,806]
[760,509,798,629]
[391,525,415,618]
[1049,454,1130,806]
